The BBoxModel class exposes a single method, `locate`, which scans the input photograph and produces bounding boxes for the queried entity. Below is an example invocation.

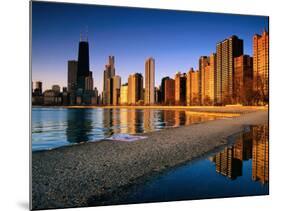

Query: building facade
[174,72,186,105]
[103,56,115,105]
[164,78,175,105]
[160,76,170,104]
[216,35,243,104]
[128,73,143,105]
[234,55,253,104]
[253,30,269,104]
[85,71,94,91]
[201,53,216,105]
[120,84,128,105]
[145,57,155,105]
[67,60,78,104]
[112,75,121,105]
[186,68,200,106]
[199,56,210,105]
[77,39,90,91]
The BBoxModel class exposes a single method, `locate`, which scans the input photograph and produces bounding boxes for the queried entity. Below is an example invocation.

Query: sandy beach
[32,107,268,210]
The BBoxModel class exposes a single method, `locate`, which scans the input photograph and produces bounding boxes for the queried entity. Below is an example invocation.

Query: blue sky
[32,1,268,92]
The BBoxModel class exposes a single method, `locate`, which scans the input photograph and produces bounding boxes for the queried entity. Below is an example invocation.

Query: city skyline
[32,2,268,92]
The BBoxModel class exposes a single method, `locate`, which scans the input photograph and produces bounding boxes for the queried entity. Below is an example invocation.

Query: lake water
[32,107,223,151]
[90,125,269,205]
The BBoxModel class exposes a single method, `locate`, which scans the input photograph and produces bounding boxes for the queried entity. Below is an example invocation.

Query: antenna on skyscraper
[80,32,82,42]
[86,25,88,42]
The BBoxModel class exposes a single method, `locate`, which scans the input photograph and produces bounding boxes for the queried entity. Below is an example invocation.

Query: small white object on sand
[107,134,147,142]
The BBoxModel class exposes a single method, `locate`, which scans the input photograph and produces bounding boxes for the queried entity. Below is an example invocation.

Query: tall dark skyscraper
[77,38,90,90]
[66,34,96,105]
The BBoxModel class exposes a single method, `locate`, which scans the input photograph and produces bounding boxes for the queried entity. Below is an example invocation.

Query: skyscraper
[128,73,143,105]
[112,75,121,105]
[120,83,128,105]
[186,68,199,106]
[201,53,216,105]
[103,56,116,105]
[234,55,253,104]
[253,30,269,103]
[106,78,113,105]
[175,72,186,105]
[199,56,210,105]
[160,76,170,104]
[145,57,155,105]
[85,71,94,91]
[216,35,243,104]
[67,60,78,101]
[164,78,175,105]
[77,38,90,91]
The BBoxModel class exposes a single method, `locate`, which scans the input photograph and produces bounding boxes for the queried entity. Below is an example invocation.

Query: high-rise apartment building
[253,30,269,103]
[199,56,210,104]
[120,84,128,105]
[186,68,199,106]
[216,35,243,104]
[175,72,186,105]
[164,78,175,105]
[128,73,143,105]
[201,53,216,105]
[234,55,253,104]
[145,57,155,105]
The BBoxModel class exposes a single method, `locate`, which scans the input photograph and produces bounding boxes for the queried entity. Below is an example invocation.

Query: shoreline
[33,105,268,113]
[32,109,268,210]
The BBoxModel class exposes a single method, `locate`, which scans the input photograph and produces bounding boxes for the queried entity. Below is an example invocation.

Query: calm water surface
[91,125,269,205]
[32,107,222,151]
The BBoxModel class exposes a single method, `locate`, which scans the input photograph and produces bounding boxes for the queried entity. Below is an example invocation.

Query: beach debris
[106,134,147,142]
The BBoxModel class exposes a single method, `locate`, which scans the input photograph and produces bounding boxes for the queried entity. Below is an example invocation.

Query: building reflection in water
[163,110,176,127]
[66,109,93,143]
[143,109,153,132]
[252,125,269,184]
[120,109,129,134]
[210,125,269,184]
[64,109,231,146]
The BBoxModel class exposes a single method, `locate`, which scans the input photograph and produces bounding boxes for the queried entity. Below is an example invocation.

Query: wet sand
[32,108,268,210]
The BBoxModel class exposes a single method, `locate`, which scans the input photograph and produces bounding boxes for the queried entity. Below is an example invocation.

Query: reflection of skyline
[66,109,92,143]
[63,109,222,144]
[252,125,269,184]
[214,147,242,179]
[210,125,269,184]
